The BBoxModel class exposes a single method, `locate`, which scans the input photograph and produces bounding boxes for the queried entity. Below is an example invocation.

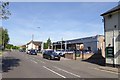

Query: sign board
[105,47,114,58]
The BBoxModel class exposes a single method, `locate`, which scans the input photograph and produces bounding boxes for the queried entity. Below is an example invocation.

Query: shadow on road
[2,57,21,72]
[82,52,105,66]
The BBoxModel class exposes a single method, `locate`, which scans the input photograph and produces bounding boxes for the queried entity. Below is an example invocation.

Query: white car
[55,50,62,55]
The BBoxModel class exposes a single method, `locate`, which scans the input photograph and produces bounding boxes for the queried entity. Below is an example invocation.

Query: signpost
[106,47,115,67]
[106,47,114,58]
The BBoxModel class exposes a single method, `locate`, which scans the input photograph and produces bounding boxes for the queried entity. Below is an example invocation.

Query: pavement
[1,51,119,78]
[98,66,119,73]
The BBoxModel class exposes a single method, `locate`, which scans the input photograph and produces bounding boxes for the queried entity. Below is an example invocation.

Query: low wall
[65,53,94,60]
[79,53,94,60]
[65,53,74,59]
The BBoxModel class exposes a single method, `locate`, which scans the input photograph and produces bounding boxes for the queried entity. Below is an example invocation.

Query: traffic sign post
[105,47,115,67]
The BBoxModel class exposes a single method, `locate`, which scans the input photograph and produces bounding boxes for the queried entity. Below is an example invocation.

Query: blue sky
[2,2,117,45]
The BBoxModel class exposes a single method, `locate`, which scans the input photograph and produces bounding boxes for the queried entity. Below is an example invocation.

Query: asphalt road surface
[2,51,118,78]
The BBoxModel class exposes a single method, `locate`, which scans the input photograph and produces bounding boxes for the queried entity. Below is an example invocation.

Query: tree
[43,43,48,49]
[47,38,51,49]
[0,27,10,49]
[6,44,13,49]
[43,38,52,49]
[0,2,11,20]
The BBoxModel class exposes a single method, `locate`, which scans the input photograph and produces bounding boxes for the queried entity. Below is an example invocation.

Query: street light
[61,38,63,51]
[31,27,40,49]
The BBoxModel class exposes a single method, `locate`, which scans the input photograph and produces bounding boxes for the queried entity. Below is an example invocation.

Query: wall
[104,11,120,65]
[83,41,97,53]
[26,43,39,51]
[97,36,105,57]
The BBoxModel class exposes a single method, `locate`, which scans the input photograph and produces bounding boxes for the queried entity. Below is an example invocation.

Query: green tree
[43,38,52,49]
[0,2,11,19]
[6,44,13,49]
[43,43,48,49]
[47,38,51,49]
[0,27,10,49]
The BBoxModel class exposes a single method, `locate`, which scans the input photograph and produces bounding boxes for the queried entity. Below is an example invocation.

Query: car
[19,49,24,52]
[59,50,66,57]
[26,50,31,54]
[43,50,61,60]
[82,50,92,54]
[55,50,62,55]
[27,49,37,55]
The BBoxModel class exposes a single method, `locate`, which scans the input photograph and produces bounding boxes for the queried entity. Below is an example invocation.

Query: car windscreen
[31,50,35,53]
[52,52,57,55]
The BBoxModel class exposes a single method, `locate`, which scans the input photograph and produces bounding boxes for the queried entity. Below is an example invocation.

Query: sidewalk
[98,66,119,73]
[37,53,42,57]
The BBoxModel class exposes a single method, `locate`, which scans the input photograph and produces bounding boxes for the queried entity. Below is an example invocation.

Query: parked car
[29,49,37,55]
[26,49,37,55]
[82,50,92,54]
[43,50,60,60]
[59,50,66,57]
[19,49,25,52]
[55,50,62,55]
[26,50,31,54]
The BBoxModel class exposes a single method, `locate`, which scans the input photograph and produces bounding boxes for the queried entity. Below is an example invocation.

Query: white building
[53,35,105,56]
[101,4,120,66]
[26,40,42,51]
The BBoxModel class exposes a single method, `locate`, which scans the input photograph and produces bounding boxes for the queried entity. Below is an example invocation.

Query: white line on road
[53,66,81,78]
[35,59,46,64]
[40,61,46,64]
[29,57,46,64]
[30,60,38,64]
[93,68,118,74]
[43,66,66,78]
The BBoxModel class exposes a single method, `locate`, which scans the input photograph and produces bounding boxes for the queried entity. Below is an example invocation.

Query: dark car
[19,49,25,52]
[43,50,60,60]
[29,49,37,55]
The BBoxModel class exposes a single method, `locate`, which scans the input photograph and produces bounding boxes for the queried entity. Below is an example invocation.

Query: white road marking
[36,59,46,64]
[30,60,38,64]
[29,57,46,64]
[93,68,118,74]
[43,66,66,78]
[53,66,81,78]
[40,61,46,64]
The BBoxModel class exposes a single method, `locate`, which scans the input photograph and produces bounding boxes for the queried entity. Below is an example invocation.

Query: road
[2,51,118,78]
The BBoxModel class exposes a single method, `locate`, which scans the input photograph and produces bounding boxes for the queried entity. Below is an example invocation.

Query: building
[101,4,120,66]
[19,45,26,50]
[26,40,42,51]
[53,35,105,56]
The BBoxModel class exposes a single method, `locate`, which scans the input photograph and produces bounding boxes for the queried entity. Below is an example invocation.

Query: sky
[2,2,118,46]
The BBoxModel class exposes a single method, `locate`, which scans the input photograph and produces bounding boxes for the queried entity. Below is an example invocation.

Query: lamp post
[61,38,63,51]
[31,27,40,50]
[31,34,34,49]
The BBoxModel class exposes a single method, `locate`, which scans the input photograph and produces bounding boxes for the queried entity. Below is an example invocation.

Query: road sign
[106,47,114,58]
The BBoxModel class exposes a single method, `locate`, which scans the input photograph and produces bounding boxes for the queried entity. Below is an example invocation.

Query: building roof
[53,35,104,44]
[101,4,120,16]
[27,40,42,46]
[21,45,26,48]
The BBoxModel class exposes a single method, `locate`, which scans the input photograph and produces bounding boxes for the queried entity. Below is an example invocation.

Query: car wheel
[43,56,45,58]
[57,59,60,61]
[48,56,51,60]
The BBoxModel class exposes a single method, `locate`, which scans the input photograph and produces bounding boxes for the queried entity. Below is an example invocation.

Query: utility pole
[32,34,34,49]
[61,38,63,51]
